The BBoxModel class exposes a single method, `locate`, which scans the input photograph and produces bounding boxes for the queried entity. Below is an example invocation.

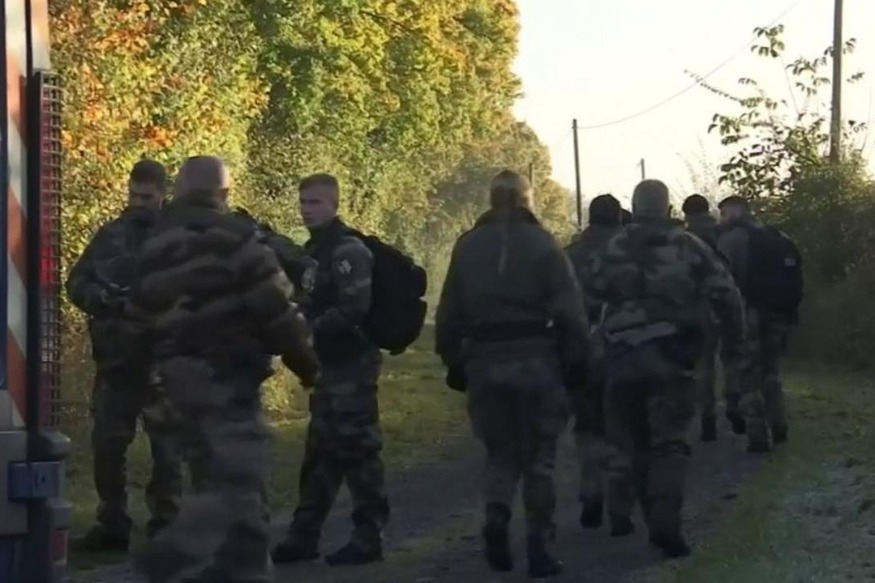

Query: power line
[575,0,807,130]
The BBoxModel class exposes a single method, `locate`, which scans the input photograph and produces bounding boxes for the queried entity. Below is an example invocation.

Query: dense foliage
[51,1,571,405]
[699,25,875,366]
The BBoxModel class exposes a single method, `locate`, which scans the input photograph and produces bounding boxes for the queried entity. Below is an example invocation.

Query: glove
[445,363,467,392]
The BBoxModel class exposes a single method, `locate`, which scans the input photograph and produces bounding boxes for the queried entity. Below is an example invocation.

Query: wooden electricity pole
[572,119,582,228]
[829,0,844,164]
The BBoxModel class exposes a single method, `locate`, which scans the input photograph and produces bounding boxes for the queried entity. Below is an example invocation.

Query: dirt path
[70,416,761,583]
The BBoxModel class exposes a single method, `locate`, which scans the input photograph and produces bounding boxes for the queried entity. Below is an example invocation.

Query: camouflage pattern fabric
[285,217,389,552]
[126,194,320,582]
[466,355,569,540]
[289,352,388,551]
[435,207,588,541]
[585,218,745,538]
[697,313,721,422]
[90,368,183,538]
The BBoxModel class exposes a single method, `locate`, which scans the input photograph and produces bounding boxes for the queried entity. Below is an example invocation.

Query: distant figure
[586,179,745,557]
[717,195,802,452]
[565,194,626,532]
[66,159,182,552]
[435,170,589,578]
[131,155,320,583]
[682,194,722,442]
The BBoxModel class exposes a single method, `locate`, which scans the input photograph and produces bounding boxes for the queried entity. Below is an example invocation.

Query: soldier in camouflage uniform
[66,159,183,551]
[129,156,321,583]
[586,180,745,557]
[682,194,724,442]
[272,173,389,567]
[565,194,625,531]
[718,195,795,452]
[435,170,589,578]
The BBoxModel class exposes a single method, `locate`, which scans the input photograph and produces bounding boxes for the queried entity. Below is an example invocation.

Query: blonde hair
[489,170,533,211]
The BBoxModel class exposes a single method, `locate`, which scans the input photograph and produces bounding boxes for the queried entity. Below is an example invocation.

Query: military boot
[526,534,563,578]
[71,524,130,553]
[649,533,691,558]
[579,495,604,529]
[270,536,320,564]
[482,502,513,572]
[325,542,383,566]
[746,418,773,453]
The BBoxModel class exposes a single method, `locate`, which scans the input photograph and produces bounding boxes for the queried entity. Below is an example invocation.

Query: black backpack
[742,224,803,316]
[345,229,428,354]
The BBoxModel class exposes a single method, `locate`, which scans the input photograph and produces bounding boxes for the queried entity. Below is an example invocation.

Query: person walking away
[129,155,321,583]
[435,170,589,578]
[682,194,723,442]
[66,159,183,551]
[272,173,391,566]
[565,194,625,531]
[717,195,802,452]
[586,180,745,557]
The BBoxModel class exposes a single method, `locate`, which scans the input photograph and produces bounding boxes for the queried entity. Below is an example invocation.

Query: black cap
[588,194,621,226]
[682,194,710,215]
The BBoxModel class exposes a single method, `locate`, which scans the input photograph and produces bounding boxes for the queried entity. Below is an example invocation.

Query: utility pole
[639,158,646,180]
[829,0,844,164]
[572,119,582,228]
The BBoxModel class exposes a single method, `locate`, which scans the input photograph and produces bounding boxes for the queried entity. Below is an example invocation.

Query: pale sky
[513,0,875,208]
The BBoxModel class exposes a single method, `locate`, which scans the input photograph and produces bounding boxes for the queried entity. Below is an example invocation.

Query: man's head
[631,179,671,219]
[489,170,533,212]
[717,195,750,223]
[588,194,621,226]
[128,159,167,210]
[299,173,340,229]
[172,156,231,206]
[682,194,710,217]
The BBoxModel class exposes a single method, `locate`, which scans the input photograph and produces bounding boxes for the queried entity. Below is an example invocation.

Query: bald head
[632,179,671,219]
[173,155,231,203]
[489,170,533,211]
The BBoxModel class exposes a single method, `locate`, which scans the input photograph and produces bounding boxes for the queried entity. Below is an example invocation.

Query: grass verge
[655,364,875,583]
[62,326,468,571]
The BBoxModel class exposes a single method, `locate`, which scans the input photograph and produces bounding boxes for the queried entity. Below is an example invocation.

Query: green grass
[654,364,875,583]
[61,326,467,570]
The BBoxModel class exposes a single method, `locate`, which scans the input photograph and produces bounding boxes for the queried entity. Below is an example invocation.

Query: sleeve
[236,236,321,385]
[542,241,590,370]
[312,237,373,337]
[65,228,110,317]
[434,240,464,366]
[716,227,749,287]
[697,239,747,350]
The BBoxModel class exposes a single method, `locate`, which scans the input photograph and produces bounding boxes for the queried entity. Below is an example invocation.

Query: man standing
[565,194,625,532]
[435,170,589,578]
[681,194,723,442]
[66,159,182,551]
[130,156,321,583]
[587,180,745,557]
[272,173,389,566]
[718,195,801,452]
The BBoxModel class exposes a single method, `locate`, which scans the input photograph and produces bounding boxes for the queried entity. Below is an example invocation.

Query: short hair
[298,173,340,193]
[632,179,670,218]
[682,194,710,215]
[130,158,167,190]
[489,170,532,210]
[588,194,621,226]
[173,155,230,199]
[717,195,749,210]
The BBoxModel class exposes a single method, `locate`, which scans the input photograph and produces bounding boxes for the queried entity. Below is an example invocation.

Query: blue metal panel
[7,462,61,501]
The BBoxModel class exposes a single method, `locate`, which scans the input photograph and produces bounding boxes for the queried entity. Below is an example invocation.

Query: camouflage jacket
[585,217,745,355]
[565,223,622,324]
[435,207,589,369]
[66,206,158,368]
[304,218,377,364]
[124,195,320,384]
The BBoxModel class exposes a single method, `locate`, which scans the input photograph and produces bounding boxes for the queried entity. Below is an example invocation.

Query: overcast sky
[513,0,875,207]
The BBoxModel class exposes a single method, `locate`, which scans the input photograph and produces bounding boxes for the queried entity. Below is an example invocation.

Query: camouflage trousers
[728,308,791,444]
[697,318,720,421]
[603,343,696,539]
[290,352,389,551]
[90,366,183,537]
[466,354,569,540]
[135,357,273,583]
